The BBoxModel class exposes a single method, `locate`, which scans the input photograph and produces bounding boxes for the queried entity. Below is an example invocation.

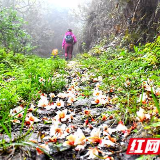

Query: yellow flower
[85,147,101,159]
[52,49,58,56]
[38,95,48,108]
[39,77,45,83]
[93,89,102,97]
[136,107,145,122]
[49,93,55,98]
[63,134,76,146]
[89,128,102,144]
[116,121,127,131]
[63,128,86,147]
[55,109,68,122]
[55,98,64,108]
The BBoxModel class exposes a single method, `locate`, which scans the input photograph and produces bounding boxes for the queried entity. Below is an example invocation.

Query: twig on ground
[5,146,16,160]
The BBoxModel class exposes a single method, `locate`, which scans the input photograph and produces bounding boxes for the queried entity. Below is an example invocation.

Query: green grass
[0,51,67,109]
[0,51,67,141]
[77,36,160,124]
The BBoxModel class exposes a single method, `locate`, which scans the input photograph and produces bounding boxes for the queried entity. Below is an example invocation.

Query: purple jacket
[62,31,77,47]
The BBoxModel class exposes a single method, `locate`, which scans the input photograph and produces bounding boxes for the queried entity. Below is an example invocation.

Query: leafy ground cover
[0,37,160,160]
[0,51,67,152]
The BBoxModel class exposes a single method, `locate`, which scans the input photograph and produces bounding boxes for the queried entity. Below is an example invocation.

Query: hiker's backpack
[65,35,73,43]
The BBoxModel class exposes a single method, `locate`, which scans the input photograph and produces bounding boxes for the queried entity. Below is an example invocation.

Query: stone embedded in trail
[36,154,46,160]
[74,98,94,107]
[116,153,139,160]
[103,119,116,126]
[133,122,152,138]
[37,109,56,116]
[48,143,70,154]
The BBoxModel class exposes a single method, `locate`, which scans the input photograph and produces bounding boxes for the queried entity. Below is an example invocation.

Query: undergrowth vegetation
[77,36,160,124]
[0,50,66,108]
[0,8,34,54]
[0,50,66,135]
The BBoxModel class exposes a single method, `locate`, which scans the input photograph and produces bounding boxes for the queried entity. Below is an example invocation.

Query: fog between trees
[0,0,91,57]
[0,0,159,57]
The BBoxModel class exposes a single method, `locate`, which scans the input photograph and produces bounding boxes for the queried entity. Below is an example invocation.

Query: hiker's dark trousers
[65,43,73,60]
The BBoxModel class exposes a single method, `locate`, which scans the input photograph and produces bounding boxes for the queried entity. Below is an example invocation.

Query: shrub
[0,8,34,54]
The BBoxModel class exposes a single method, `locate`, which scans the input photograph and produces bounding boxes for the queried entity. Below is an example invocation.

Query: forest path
[1,59,143,160]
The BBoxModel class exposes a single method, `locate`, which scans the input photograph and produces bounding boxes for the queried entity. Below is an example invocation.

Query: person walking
[62,29,77,60]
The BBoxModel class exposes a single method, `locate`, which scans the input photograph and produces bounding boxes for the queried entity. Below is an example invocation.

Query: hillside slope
[80,0,160,51]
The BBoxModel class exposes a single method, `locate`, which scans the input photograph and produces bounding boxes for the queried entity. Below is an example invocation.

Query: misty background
[0,0,159,57]
[0,0,91,57]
